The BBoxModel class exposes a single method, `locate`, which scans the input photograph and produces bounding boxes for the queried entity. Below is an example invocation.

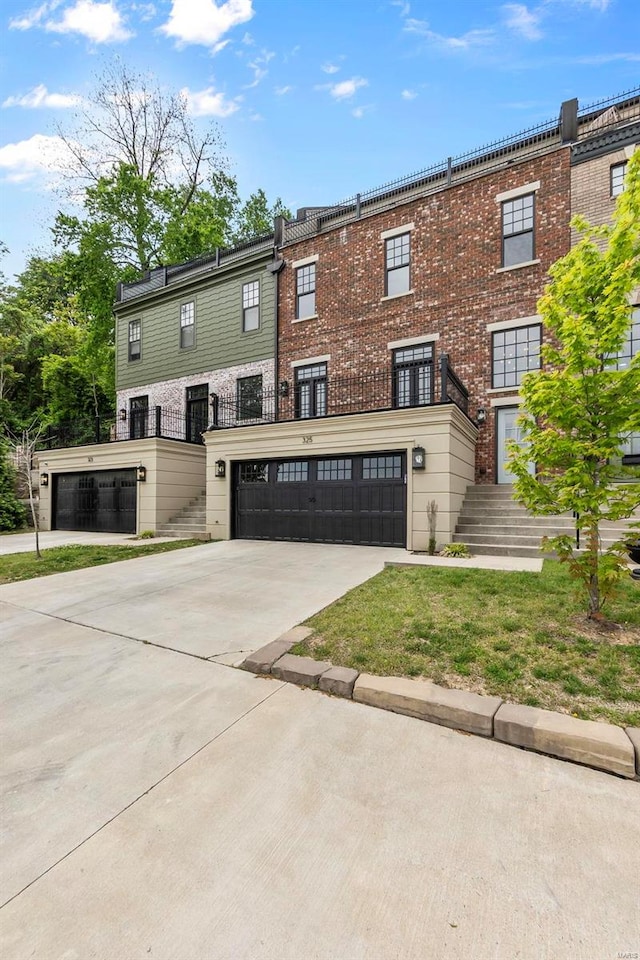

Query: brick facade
[116,359,275,423]
[277,148,572,482]
[571,143,638,244]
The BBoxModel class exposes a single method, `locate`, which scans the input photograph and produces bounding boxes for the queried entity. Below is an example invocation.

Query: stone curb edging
[241,630,640,781]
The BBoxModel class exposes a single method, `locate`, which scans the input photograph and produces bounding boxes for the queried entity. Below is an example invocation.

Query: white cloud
[44,1,132,42]
[0,133,71,184]
[321,62,340,74]
[9,1,56,30]
[181,85,241,117]
[160,0,253,49]
[351,104,374,119]
[392,0,411,15]
[131,2,156,20]
[244,48,274,88]
[319,76,368,100]
[404,18,494,49]
[503,3,543,40]
[401,88,417,100]
[2,84,81,109]
[275,85,293,95]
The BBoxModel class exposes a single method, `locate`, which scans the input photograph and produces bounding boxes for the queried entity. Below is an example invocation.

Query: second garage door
[234,452,406,547]
[53,470,137,534]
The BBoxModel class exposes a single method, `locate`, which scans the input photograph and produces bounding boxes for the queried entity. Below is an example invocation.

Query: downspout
[271,216,286,422]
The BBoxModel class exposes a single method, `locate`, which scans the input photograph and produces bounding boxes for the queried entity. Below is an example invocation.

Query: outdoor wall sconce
[119,408,127,421]
[210,392,218,405]
[279,380,289,397]
[215,459,226,479]
[40,472,49,487]
[136,465,147,482]
[412,446,426,470]
[476,408,487,424]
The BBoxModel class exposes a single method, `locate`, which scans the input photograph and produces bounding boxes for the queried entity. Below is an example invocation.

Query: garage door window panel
[362,455,403,480]
[276,461,309,482]
[317,458,352,481]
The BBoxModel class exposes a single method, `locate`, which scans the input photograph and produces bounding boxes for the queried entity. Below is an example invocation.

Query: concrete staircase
[156,493,209,539]
[453,485,638,558]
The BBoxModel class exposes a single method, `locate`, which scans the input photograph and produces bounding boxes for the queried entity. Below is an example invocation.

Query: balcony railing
[211,355,469,429]
[37,358,469,450]
[37,406,209,450]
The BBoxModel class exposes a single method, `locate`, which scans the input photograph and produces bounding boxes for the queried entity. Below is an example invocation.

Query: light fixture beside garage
[119,408,127,421]
[412,447,426,470]
[136,465,147,482]
[278,380,289,397]
[215,459,226,479]
[40,472,49,487]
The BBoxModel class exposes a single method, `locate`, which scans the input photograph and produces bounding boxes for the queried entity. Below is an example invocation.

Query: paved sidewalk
[0,530,177,555]
[1,605,638,960]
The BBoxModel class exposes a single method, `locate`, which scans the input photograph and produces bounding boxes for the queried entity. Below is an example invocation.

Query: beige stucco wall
[36,439,205,534]
[204,405,477,550]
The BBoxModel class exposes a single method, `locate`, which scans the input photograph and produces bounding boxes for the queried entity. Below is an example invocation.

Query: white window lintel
[291,254,319,269]
[486,315,541,333]
[388,333,440,350]
[291,354,330,368]
[495,181,540,204]
[380,222,415,241]
[490,395,523,408]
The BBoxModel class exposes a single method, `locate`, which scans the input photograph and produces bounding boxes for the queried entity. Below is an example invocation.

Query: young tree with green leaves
[509,151,640,621]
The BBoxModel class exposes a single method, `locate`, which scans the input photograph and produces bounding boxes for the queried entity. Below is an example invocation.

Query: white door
[496,406,534,484]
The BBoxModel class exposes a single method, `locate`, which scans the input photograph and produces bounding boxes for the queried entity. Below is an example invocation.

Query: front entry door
[496,406,534,484]
[186,384,209,444]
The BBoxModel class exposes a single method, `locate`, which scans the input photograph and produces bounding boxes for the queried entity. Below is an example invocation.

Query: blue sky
[1,0,639,281]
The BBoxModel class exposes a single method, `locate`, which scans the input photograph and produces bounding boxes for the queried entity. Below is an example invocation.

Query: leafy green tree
[0,437,27,531]
[231,188,291,244]
[509,151,640,621]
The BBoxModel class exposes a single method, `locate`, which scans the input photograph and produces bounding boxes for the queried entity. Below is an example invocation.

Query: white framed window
[611,161,627,198]
[180,301,195,349]
[242,280,260,332]
[128,319,141,362]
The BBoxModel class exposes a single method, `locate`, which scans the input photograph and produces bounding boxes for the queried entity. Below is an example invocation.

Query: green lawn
[293,560,640,727]
[0,540,208,583]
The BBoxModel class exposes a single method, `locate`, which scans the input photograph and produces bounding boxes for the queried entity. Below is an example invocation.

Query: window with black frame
[385,233,410,296]
[294,362,327,419]
[393,343,433,407]
[608,306,640,464]
[296,263,316,319]
[492,324,541,388]
[236,375,263,421]
[501,194,535,267]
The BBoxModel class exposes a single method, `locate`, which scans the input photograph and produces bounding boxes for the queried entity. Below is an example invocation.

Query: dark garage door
[53,470,137,534]
[234,453,406,547]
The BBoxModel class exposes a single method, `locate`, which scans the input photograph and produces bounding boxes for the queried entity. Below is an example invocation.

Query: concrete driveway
[0,540,408,662]
[0,529,178,555]
[1,598,638,960]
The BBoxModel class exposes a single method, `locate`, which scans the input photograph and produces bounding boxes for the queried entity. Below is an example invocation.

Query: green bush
[0,441,27,531]
[440,542,471,559]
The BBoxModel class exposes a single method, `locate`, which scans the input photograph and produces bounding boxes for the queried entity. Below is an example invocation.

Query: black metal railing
[210,355,469,429]
[37,406,210,450]
[37,358,470,449]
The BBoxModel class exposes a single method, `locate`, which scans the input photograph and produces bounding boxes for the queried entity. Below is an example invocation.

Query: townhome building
[37,87,639,550]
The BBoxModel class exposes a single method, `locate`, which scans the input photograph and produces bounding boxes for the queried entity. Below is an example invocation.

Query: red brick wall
[278,148,572,482]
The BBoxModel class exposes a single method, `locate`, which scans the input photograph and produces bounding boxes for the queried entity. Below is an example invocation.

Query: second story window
[237,375,263,421]
[242,280,260,332]
[611,161,627,198]
[385,233,411,296]
[393,343,433,407]
[608,306,639,370]
[128,319,141,361]
[492,324,541,388]
[296,264,316,319]
[295,362,327,419]
[180,301,195,349]
[502,193,535,267]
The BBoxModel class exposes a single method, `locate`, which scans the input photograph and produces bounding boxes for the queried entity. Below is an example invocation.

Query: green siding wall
[116,258,276,391]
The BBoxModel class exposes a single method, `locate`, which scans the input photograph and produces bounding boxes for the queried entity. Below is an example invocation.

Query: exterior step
[453,485,639,558]
[156,493,208,537]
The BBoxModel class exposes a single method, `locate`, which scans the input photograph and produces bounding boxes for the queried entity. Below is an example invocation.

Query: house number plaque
[302,436,313,444]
